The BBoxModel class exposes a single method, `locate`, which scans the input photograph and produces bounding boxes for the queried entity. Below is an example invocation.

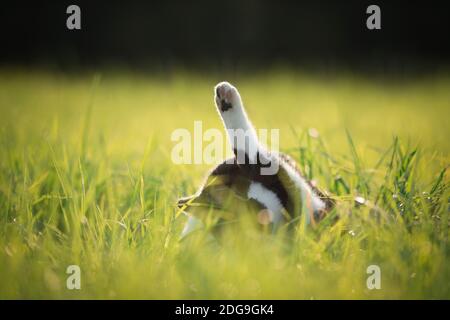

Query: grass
[0,68,449,299]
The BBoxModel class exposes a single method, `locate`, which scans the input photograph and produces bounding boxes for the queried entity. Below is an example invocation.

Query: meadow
[0,68,448,299]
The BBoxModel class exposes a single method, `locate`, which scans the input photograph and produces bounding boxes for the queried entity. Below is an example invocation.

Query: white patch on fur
[247,182,283,224]
[215,82,261,162]
[278,157,326,222]
[181,215,204,238]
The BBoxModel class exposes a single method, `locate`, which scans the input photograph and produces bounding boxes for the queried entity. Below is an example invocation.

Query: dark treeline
[1,0,449,73]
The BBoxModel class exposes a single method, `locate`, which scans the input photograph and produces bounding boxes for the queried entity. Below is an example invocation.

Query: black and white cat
[178,82,333,237]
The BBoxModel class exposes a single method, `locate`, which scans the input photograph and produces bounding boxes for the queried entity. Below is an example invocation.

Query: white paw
[214,82,241,112]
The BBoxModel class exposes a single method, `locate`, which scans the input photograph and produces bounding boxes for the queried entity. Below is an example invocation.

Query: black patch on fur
[211,150,289,210]
[220,100,233,112]
[177,195,196,208]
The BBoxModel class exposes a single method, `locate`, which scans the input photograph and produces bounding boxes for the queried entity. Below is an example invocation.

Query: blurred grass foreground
[0,69,449,299]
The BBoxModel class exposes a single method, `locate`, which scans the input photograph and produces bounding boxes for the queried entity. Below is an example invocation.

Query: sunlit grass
[0,69,448,299]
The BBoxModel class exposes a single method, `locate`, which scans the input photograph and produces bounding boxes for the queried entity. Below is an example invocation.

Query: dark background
[1,0,449,73]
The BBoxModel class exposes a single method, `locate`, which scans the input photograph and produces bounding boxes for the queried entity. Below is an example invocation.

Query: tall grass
[0,69,448,299]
